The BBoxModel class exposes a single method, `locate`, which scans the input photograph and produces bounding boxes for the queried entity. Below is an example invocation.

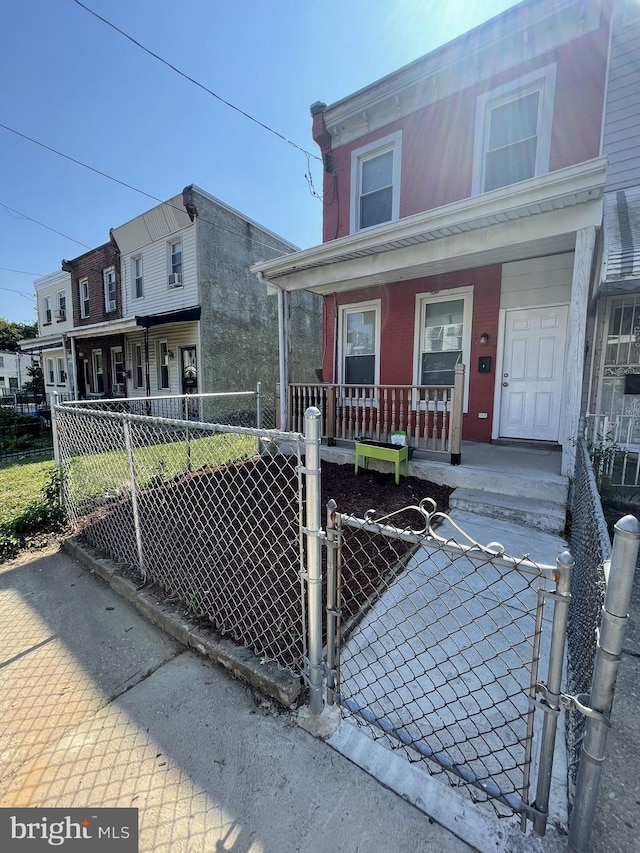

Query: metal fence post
[533,549,573,836]
[326,499,338,706]
[304,406,323,715]
[256,381,263,430]
[50,392,62,506]
[123,417,146,581]
[568,514,640,853]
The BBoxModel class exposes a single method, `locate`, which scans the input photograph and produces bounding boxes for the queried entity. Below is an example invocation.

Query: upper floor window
[472,64,556,195]
[79,277,90,319]
[168,240,183,287]
[43,296,52,325]
[132,255,143,299]
[350,132,402,233]
[56,290,66,321]
[103,267,117,312]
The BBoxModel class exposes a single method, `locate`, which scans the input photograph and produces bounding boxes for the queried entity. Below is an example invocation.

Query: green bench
[354,439,409,485]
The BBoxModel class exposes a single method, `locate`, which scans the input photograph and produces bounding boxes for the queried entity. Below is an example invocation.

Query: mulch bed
[76,457,453,671]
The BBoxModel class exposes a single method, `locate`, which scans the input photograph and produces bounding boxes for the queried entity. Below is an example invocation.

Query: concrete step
[448,487,567,534]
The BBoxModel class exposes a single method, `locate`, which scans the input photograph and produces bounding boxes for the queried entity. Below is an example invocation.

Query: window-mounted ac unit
[112,383,125,396]
[107,300,117,312]
[168,273,183,287]
[54,309,66,320]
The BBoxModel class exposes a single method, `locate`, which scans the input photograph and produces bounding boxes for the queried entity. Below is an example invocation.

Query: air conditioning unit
[168,272,183,287]
[112,383,125,396]
[54,309,66,320]
[107,300,117,312]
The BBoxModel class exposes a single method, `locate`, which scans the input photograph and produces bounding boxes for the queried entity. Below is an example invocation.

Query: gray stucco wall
[192,189,322,401]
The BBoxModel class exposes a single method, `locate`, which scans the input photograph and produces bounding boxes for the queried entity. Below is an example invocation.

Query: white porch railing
[286,364,465,464]
[584,413,640,486]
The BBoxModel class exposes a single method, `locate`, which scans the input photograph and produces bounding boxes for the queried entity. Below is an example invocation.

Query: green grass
[64,432,256,508]
[0,455,55,527]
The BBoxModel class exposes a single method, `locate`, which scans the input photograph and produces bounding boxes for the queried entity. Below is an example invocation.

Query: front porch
[319,437,568,534]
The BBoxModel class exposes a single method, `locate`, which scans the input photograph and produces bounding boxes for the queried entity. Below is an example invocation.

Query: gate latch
[559,692,611,727]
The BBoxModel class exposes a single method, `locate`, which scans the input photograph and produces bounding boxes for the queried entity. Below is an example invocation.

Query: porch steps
[448,487,567,534]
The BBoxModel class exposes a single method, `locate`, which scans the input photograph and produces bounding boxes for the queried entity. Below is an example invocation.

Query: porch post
[450,363,464,465]
[276,287,288,431]
[562,226,596,477]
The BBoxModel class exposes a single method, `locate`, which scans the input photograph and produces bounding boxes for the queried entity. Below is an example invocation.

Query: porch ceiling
[253,157,607,295]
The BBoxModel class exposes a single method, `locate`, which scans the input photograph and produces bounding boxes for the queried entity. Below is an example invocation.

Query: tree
[0,318,38,351]
[22,363,45,402]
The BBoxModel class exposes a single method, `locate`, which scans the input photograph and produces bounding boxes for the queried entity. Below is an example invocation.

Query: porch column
[276,286,289,431]
[562,226,596,477]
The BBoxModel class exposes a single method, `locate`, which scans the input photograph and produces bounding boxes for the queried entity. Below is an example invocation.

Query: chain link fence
[60,384,277,430]
[566,433,611,806]
[325,501,565,828]
[54,403,304,671]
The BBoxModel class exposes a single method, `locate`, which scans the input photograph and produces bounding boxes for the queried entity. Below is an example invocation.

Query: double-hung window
[350,132,402,232]
[45,358,55,385]
[56,357,66,385]
[156,340,170,390]
[43,296,52,325]
[79,278,90,319]
[103,267,117,312]
[168,240,183,286]
[56,291,66,320]
[133,343,144,389]
[92,349,104,394]
[132,256,143,299]
[339,301,380,388]
[415,288,473,409]
[472,64,556,195]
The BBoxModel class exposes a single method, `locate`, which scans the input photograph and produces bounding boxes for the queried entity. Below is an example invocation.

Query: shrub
[0,469,66,561]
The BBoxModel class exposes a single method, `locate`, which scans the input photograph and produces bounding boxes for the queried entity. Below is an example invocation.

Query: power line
[70,0,321,163]
[0,122,295,256]
[0,202,91,249]
[0,267,44,277]
[0,285,36,302]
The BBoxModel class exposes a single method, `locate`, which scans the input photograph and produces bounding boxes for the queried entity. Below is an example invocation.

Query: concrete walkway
[0,545,471,853]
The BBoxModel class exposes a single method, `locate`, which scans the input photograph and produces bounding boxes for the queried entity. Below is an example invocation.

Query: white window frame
[56,356,66,385]
[103,267,117,313]
[43,296,52,325]
[56,290,66,320]
[79,277,90,319]
[45,357,55,386]
[168,239,183,286]
[350,131,402,234]
[337,299,381,393]
[156,339,170,390]
[413,286,474,412]
[92,349,104,395]
[133,343,144,390]
[471,64,557,196]
[132,255,143,300]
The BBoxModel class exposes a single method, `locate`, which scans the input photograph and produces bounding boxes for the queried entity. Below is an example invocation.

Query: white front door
[499,305,568,441]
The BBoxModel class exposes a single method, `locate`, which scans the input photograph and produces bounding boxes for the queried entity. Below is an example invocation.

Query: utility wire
[0,267,44,277]
[70,0,321,163]
[0,285,36,301]
[0,202,91,249]
[0,122,295,256]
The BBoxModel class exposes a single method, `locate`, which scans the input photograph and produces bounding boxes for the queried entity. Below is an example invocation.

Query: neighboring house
[0,350,31,395]
[61,240,125,399]
[19,269,74,400]
[585,2,640,470]
[252,0,612,476]
[57,186,321,405]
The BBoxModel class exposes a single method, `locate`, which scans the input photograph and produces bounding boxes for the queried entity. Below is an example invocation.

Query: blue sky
[0,0,519,325]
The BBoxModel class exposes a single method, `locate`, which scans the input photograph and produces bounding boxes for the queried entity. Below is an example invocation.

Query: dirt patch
[76,458,452,671]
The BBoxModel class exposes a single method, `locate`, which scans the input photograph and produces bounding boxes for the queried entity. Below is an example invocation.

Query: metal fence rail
[54,403,305,671]
[566,433,612,804]
[61,384,276,430]
[324,498,568,831]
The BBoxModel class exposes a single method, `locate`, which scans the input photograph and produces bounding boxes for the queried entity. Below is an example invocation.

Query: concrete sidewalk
[0,545,472,853]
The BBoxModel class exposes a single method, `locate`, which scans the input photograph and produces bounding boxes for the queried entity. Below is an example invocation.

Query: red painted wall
[317,23,609,243]
[322,266,501,442]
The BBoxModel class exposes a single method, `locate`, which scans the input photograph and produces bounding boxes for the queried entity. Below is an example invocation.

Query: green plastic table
[354,441,409,485]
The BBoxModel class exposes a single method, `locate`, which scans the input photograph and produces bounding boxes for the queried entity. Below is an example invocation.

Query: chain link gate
[323,498,571,835]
